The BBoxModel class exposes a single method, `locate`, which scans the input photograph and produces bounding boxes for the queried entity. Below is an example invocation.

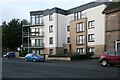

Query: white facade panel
[43,13,57,48]
[83,4,106,46]
[57,13,67,47]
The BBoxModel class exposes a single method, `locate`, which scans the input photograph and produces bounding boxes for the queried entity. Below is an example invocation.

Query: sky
[0,0,112,25]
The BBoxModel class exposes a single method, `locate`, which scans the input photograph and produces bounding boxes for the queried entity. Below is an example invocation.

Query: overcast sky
[0,0,112,25]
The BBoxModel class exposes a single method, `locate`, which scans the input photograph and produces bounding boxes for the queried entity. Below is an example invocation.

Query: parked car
[99,51,120,67]
[25,53,44,62]
[3,52,15,58]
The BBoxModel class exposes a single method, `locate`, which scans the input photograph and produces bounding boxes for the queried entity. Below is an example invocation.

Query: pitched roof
[102,2,120,14]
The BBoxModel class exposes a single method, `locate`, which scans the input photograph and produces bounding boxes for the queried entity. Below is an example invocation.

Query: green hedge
[48,52,94,60]
[48,54,70,57]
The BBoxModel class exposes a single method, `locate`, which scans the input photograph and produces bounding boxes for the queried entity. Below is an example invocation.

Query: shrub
[19,51,28,57]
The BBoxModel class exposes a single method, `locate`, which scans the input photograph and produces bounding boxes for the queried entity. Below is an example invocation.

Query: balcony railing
[23,43,44,48]
[23,31,44,37]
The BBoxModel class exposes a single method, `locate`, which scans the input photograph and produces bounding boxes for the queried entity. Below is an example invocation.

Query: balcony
[22,31,44,37]
[23,32,29,37]
[23,43,44,49]
[30,31,44,37]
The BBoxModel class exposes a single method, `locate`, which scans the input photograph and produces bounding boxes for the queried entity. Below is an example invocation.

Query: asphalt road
[2,58,120,79]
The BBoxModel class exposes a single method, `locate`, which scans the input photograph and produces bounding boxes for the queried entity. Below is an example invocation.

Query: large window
[76,22,84,32]
[77,48,84,54]
[49,37,53,44]
[74,12,82,20]
[32,50,44,55]
[88,34,95,42]
[31,39,43,47]
[31,28,39,36]
[31,15,43,25]
[49,25,53,33]
[88,20,95,29]
[76,35,84,45]
[49,14,53,21]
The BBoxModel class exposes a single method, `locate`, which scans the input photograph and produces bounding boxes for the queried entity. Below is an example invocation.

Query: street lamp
[17,47,21,57]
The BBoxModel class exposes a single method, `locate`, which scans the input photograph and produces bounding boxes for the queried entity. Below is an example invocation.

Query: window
[49,37,53,44]
[39,15,43,24]
[74,12,82,20]
[88,20,95,29]
[31,28,39,36]
[35,39,40,47]
[49,49,53,55]
[76,35,84,45]
[31,15,43,25]
[32,50,36,54]
[31,39,43,47]
[49,14,53,21]
[77,48,84,54]
[32,50,44,55]
[31,16,35,25]
[88,34,95,42]
[67,37,70,43]
[40,39,43,47]
[88,47,94,53]
[31,39,35,46]
[67,26,70,31]
[76,23,84,32]
[35,15,40,24]
[49,25,53,33]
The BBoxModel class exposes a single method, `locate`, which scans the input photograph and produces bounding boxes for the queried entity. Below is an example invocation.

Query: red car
[99,51,120,67]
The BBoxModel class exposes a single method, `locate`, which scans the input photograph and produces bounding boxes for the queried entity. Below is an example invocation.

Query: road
[2,58,120,79]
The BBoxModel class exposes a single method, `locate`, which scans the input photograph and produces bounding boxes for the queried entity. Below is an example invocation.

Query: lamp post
[17,47,21,57]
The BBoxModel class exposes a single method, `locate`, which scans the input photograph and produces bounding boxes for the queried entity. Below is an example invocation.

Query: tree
[2,18,29,51]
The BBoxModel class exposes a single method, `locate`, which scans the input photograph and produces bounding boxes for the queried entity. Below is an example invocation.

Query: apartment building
[22,2,108,57]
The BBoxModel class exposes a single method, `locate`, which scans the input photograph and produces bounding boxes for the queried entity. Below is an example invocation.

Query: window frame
[30,28,39,36]
[76,35,84,45]
[76,22,84,33]
[67,37,70,43]
[88,20,95,29]
[74,12,82,20]
[49,14,53,21]
[88,34,95,42]
[49,25,53,33]
[49,37,53,44]
[67,26,70,32]
[88,47,94,53]
[77,48,84,54]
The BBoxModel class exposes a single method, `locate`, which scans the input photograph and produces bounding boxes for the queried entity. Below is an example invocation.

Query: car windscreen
[115,52,120,56]
[107,51,116,56]
[33,54,39,57]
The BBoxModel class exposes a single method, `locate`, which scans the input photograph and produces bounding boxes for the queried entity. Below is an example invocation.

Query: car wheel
[32,58,36,62]
[101,59,108,67]
[109,63,115,67]
[25,58,28,61]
